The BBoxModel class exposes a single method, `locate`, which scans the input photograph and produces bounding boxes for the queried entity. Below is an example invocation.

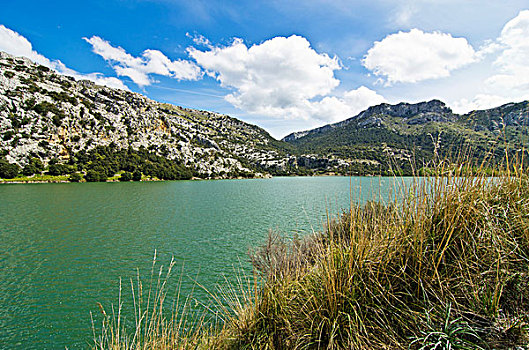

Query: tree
[48,163,74,176]
[68,173,82,182]
[132,170,142,181]
[119,172,132,181]
[22,157,44,176]
[0,159,20,179]
[84,170,101,182]
[22,163,37,176]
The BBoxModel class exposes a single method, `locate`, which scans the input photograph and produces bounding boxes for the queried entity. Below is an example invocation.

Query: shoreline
[0,173,403,184]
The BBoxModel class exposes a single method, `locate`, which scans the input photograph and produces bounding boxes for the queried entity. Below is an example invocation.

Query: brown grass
[94,159,529,349]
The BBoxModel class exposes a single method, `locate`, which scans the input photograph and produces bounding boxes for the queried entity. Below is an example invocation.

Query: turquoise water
[0,176,409,349]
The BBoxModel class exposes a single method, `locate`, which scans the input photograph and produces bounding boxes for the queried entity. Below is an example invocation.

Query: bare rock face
[0,51,309,177]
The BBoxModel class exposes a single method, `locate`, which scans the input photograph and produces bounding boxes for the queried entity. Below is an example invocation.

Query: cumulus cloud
[186,32,212,47]
[453,10,529,113]
[363,29,477,85]
[487,10,529,93]
[308,86,387,122]
[452,94,522,113]
[53,61,129,90]
[188,35,363,121]
[0,25,128,90]
[0,25,52,66]
[84,36,202,87]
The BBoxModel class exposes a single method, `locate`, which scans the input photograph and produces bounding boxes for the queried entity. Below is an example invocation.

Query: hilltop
[0,52,311,180]
[284,99,529,174]
[1,50,529,180]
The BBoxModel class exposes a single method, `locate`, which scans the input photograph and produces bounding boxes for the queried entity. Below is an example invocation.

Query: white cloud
[363,29,477,85]
[84,36,202,87]
[452,10,529,112]
[391,3,418,27]
[0,25,128,90]
[188,35,354,121]
[343,86,387,113]
[0,25,52,67]
[487,10,529,93]
[53,62,129,90]
[307,86,387,122]
[186,32,212,47]
[452,94,522,113]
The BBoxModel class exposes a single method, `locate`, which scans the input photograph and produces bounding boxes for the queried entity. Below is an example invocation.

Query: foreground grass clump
[92,254,220,350]
[95,163,529,349]
[220,165,529,349]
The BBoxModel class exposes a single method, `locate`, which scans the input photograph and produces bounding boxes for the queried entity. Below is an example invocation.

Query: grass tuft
[95,156,529,349]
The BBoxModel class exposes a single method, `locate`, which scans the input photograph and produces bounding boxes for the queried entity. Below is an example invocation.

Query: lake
[0,176,411,349]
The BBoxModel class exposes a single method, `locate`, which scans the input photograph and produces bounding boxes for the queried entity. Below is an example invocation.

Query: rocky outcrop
[282,100,457,141]
[0,51,313,177]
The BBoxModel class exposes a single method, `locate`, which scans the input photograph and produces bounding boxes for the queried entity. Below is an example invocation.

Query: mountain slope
[283,99,529,174]
[2,50,528,180]
[0,51,305,179]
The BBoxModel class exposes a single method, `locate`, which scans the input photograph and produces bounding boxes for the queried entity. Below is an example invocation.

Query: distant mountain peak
[282,99,453,142]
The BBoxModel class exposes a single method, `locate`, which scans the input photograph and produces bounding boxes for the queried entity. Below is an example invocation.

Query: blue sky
[1,0,528,138]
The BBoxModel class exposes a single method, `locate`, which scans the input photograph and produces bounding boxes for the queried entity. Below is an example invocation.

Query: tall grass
[94,159,529,349]
[219,159,529,349]
[92,252,216,349]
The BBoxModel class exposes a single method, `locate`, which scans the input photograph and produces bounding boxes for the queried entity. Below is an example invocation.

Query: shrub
[52,114,62,127]
[22,164,37,176]
[119,172,132,181]
[68,173,82,182]
[3,71,14,79]
[84,170,100,182]
[33,101,57,116]
[230,165,529,349]
[22,157,44,176]
[37,65,50,72]
[22,97,36,110]
[48,163,74,176]
[132,170,142,181]
[2,131,15,141]
[85,170,107,182]
[0,159,20,179]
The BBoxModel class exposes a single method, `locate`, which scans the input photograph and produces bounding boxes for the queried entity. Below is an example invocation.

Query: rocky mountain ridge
[1,50,528,180]
[1,51,336,178]
[282,99,529,141]
[282,98,529,174]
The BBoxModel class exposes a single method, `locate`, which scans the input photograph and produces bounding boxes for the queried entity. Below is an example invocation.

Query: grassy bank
[94,162,529,349]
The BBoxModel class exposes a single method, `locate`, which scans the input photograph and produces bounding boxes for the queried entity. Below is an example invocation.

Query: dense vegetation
[284,100,529,176]
[0,144,194,181]
[93,159,529,349]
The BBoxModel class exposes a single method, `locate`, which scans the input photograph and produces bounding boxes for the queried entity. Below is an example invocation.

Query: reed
[92,252,217,349]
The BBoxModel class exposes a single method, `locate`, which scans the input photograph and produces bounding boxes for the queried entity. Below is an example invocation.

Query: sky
[1,0,528,139]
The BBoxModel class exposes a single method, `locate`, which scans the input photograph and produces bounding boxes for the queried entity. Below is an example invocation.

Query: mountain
[283,99,529,174]
[1,50,528,181]
[0,51,313,179]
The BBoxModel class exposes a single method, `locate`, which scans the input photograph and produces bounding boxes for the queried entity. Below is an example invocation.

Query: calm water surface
[0,176,410,349]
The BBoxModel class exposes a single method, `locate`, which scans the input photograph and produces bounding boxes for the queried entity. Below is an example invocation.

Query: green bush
[22,164,37,176]
[33,101,58,116]
[132,170,142,181]
[84,170,100,182]
[3,71,14,79]
[2,131,15,141]
[119,172,132,181]
[85,170,107,182]
[48,163,75,176]
[68,173,82,182]
[0,159,20,179]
